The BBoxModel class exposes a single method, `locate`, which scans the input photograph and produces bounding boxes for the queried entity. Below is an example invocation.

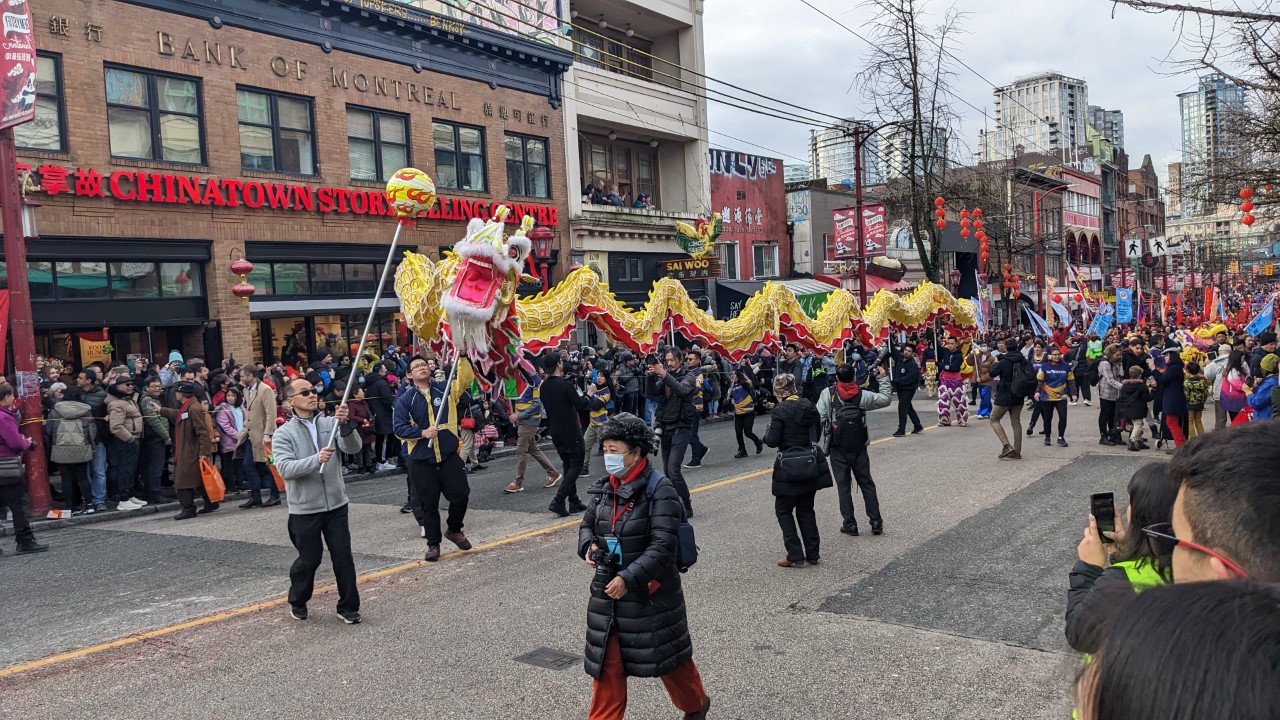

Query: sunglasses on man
[290,388,316,398]
[1141,522,1250,578]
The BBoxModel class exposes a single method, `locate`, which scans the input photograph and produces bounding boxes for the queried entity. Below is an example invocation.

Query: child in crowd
[1118,366,1153,452]
[1183,361,1209,438]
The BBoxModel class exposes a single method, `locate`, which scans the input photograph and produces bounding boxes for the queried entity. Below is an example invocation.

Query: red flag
[1176,293,1183,326]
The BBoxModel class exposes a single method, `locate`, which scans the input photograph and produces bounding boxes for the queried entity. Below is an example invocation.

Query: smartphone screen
[1090,492,1117,543]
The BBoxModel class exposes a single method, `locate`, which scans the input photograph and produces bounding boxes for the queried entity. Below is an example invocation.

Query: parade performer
[935,336,968,427]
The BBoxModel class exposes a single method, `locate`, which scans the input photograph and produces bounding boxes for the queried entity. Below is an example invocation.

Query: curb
[0,414,734,538]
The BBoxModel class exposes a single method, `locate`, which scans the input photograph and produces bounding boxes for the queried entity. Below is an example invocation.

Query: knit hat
[1262,353,1279,375]
[1218,344,1232,357]
[1258,331,1278,346]
[168,350,184,365]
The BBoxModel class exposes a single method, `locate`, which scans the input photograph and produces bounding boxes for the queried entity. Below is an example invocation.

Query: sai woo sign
[18,163,560,226]
[0,0,37,131]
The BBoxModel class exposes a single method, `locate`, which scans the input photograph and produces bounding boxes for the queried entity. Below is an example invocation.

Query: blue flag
[1116,288,1133,324]
[1245,298,1275,337]
[1024,305,1053,337]
[1050,300,1073,329]
[1217,295,1228,323]
[1087,304,1115,338]
[971,297,986,333]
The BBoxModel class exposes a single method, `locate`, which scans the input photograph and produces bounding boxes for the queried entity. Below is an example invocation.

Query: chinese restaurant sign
[662,257,721,281]
[0,0,37,131]
[709,150,786,243]
[16,163,559,226]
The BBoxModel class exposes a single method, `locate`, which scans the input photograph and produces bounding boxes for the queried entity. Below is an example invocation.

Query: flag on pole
[1217,295,1228,324]
[1176,292,1183,326]
[1116,288,1133,324]
[1025,305,1054,337]
[1203,286,1215,320]
[1086,304,1114,338]
[1244,298,1275,337]
[971,296,987,333]
[1136,289,1146,324]
[1050,299,1073,329]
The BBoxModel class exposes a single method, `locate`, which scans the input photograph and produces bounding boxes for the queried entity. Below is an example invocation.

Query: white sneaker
[419,525,426,538]
[377,462,397,471]
[118,498,143,510]
[1084,400,1092,406]
[128,497,149,508]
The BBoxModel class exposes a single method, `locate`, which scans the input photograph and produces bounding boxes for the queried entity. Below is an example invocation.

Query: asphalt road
[0,395,1156,719]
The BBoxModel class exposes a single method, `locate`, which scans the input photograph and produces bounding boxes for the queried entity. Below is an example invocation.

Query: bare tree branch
[1109,0,1278,22]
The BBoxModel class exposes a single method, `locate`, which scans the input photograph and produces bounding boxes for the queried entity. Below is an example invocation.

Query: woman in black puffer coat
[577,413,710,720]
[764,372,830,568]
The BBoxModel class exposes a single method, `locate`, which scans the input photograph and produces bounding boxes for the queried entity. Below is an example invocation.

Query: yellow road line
[0,425,934,679]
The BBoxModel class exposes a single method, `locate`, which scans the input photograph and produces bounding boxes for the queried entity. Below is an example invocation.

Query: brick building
[15,0,570,369]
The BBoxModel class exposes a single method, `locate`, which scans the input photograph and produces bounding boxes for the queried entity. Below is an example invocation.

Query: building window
[505,134,550,198]
[16,54,65,152]
[615,258,642,282]
[237,88,316,174]
[17,261,205,301]
[246,262,394,296]
[105,66,203,163]
[753,244,779,279]
[717,243,738,280]
[580,136,660,207]
[347,107,409,182]
[433,121,486,192]
[571,27,653,81]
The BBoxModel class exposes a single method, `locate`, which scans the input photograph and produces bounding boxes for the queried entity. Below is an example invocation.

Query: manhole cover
[514,647,582,670]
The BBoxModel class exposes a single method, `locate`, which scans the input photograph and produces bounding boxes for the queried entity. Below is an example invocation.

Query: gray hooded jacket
[271,412,362,515]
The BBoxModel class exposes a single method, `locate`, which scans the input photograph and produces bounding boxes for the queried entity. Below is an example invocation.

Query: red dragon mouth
[450,256,501,310]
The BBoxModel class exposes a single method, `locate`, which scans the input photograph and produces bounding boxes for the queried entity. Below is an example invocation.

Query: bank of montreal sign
[17,164,560,226]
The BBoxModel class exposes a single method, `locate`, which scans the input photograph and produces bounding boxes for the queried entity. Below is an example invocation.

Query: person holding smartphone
[1065,463,1178,655]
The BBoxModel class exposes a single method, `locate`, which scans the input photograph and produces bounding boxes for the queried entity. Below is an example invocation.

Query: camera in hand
[590,540,619,598]
[645,352,661,367]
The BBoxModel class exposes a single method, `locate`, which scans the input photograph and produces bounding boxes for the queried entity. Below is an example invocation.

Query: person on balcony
[633,193,654,210]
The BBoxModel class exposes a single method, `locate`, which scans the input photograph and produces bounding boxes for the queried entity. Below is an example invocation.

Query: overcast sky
[702,0,1208,179]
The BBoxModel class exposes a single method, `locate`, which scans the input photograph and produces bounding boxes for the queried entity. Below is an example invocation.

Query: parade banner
[1245,298,1275,337]
[1116,288,1133,324]
[1050,299,1072,329]
[831,208,859,259]
[0,0,37,131]
[1087,304,1114,338]
[1024,306,1053,337]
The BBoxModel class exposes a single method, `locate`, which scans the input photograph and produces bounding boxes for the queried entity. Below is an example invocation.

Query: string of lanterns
[1239,185,1274,227]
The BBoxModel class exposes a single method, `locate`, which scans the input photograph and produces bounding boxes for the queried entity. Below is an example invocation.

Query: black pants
[242,444,279,503]
[287,503,360,615]
[733,414,761,454]
[373,434,389,464]
[1039,399,1068,438]
[0,482,34,545]
[406,454,469,546]
[689,415,707,462]
[106,437,140,502]
[1098,399,1118,439]
[775,491,819,563]
[60,461,91,510]
[552,439,585,505]
[896,389,922,432]
[829,446,880,530]
[1079,381,1092,403]
[177,485,213,509]
[659,426,693,513]
[139,438,166,503]
[219,451,246,491]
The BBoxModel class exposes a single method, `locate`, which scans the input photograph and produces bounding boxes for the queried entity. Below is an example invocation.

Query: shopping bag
[264,438,287,493]
[199,457,226,504]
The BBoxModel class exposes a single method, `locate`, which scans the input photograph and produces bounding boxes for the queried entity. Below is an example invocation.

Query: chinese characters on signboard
[709,149,786,278]
[662,257,721,281]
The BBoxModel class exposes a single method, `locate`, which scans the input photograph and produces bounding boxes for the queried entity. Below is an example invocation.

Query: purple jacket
[0,404,30,458]
[214,403,245,455]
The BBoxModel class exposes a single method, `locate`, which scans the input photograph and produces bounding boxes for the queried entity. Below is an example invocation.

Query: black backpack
[1008,359,1038,399]
[829,393,868,450]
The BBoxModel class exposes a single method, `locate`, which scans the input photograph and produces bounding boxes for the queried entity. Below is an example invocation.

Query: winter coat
[106,391,143,443]
[1248,375,1278,421]
[363,372,394,435]
[1183,375,1210,412]
[0,405,31,484]
[1204,355,1228,402]
[1219,369,1248,414]
[272,412,362,515]
[214,403,245,455]
[764,396,832,496]
[648,367,696,429]
[1097,359,1124,402]
[577,461,692,680]
[347,399,375,444]
[815,376,893,445]
[46,400,96,464]
[158,401,215,490]
[1118,381,1152,421]
[890,352,921,392]
[988,351,1032,407]
[138,392,171,442]
[1153,361,1187,418]
[242,381,277,461]
[82,384,109,444]
[1065,559,1168,655]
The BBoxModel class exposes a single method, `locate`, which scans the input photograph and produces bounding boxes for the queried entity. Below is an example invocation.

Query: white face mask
[604,453,628,476]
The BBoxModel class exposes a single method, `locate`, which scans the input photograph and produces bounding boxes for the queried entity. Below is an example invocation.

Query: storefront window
[345,264,377,294]
[309,263,343,294]
[270,317,309,369]
[55,262,109,300]
[109,261,160,298]
[272,263,308,295]
[160,262,203,297]
[28,262,54,300]
[248,263,273,295]
[313,315,349,361]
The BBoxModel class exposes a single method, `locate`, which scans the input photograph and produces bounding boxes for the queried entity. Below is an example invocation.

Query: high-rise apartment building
[1088,105,1125,150]
[1177,74,1247,217]
[978,71,1089,162]
[809,121,883,186]
[783,163,812,184]
[877,123,950,181]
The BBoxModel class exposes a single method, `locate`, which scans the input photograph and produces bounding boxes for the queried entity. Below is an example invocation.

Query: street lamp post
[851,120,909,308]
[1034,183,1072,312]
[530,225,556,289]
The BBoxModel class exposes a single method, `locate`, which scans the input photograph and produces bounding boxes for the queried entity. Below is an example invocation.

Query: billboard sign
[710,149,787,270]
[831,204,887,260]
[0,0,36,131]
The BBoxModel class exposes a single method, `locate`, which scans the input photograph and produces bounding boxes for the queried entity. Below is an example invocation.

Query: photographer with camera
[541,352,591,518]
[578,414,710,720]
[645,349,697,518]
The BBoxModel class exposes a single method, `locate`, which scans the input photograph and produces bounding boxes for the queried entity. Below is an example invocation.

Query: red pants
[1164,415,1186,448]
[589,631,707,720]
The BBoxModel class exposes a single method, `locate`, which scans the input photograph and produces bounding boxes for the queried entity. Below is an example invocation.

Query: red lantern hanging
[974,219,984,230]
[973,208,983,217]
[230,255,256,304]
[1242,200,1255,212]
[980,251,990,261]
[1242,214,1256,226]
[934,207,946,217]
[1003,263,1012,271]
[934,196,945,207]
[232,282,256,304]
[935,219,946,228]
[1002,282,1011,289]
[1239,188,1254,199]
[1002,272,1011,280]
[961,228,970,237]
[1052,294,1063,303]
[960,209,970,219]
[1074,294,1083,302]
